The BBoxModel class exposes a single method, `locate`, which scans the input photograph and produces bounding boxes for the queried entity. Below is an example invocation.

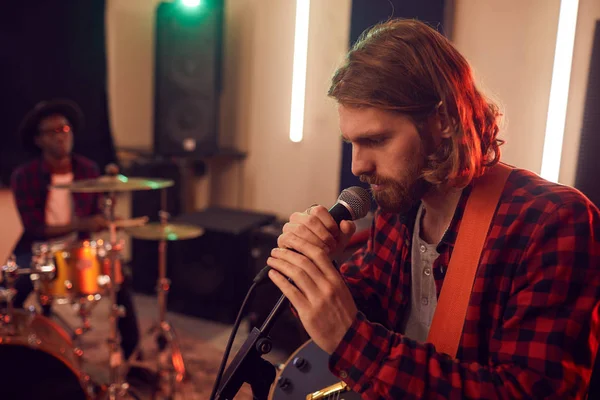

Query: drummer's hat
[18,98,84,153]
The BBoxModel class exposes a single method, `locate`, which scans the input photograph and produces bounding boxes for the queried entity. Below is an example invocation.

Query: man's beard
[360,158,430,215]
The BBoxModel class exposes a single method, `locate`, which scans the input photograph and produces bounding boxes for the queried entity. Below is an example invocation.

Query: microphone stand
[214,290,290,400]
[214,189,370,399]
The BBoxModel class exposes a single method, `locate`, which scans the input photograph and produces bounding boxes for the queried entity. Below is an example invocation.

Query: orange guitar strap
[426,163,512,358]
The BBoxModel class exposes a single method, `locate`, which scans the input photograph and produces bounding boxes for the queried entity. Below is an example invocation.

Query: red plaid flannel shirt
[10,154,102,254]
[330,167,600,399]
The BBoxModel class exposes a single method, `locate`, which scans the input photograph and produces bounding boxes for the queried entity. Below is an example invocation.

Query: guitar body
[268,339,361,400]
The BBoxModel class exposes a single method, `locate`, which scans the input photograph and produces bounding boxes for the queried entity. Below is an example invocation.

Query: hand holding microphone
[281,186,370,260]
[254,186,370,283]
[266,187,371,355]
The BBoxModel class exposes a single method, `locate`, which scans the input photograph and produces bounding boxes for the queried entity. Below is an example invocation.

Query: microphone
[253,186,371,283]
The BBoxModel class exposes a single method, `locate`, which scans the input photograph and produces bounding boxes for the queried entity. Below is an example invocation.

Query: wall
[107,0,596,221]
[453,0,600,187]
[106,0,159,150]
[106,0,352,219]
[560,0,600,185]
[224,0,352,217]
[452,0,561,175]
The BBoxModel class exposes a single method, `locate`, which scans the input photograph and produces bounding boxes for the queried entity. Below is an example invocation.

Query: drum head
[0,345,87,400]
[0,310,89,399]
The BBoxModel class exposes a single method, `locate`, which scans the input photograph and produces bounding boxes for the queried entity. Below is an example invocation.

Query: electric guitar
[268,340,361,400]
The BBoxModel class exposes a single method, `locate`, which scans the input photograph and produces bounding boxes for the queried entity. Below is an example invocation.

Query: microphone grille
[338,186,371,220]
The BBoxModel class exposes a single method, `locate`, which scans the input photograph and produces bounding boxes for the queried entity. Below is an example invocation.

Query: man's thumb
[338,220,356,249]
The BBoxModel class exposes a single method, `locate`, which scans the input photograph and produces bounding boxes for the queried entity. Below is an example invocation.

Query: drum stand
[102,191,130,400]
[126,188,187,398]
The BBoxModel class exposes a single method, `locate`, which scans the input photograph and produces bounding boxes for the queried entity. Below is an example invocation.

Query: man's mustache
[360,175,388,185]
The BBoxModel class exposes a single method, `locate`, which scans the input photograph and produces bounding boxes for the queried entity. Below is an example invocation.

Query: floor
[18,293,289,399]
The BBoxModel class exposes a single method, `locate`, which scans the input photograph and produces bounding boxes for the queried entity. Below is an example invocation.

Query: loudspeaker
[166,207,276,324]
[153,0,224,157]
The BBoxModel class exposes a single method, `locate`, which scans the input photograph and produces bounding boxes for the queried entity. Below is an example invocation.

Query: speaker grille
[153,1,223,157]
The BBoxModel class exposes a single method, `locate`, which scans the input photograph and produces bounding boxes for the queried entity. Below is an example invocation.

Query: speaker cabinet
[153,0,224,157]
[165,207,276,324]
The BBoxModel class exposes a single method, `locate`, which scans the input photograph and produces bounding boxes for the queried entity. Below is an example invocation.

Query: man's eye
[366,138,385,146]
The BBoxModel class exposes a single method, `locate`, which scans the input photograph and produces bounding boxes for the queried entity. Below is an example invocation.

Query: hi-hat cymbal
[50,175,174,193]
[125,223,204,241]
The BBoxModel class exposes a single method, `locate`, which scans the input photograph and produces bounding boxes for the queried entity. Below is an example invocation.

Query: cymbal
[50,175,174,193]
[125,223,204,241]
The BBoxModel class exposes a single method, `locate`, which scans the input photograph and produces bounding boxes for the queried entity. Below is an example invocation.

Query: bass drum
[0,309,92,400]
[269,339,361,400]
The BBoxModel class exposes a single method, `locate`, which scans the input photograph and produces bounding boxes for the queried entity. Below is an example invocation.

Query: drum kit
[0,170,204,399]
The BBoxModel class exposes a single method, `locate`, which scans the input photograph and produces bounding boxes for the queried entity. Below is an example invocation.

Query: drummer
[9,99,142,363]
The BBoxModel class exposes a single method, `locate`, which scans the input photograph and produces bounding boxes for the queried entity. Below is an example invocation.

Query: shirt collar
[395,181,474,252]
[39,154,80,177]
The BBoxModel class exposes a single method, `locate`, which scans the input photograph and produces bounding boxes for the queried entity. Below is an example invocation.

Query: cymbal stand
[126,187,187,397]
[102,191,129,400]
[156,186,187,393]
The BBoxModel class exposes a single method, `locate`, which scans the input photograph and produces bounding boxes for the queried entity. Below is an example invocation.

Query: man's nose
[351,145,374,177]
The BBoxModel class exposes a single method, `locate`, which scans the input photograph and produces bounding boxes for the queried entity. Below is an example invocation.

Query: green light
[181,0,201,7]
[167,233,178,241]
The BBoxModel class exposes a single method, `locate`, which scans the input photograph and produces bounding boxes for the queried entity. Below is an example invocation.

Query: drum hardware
[48,171,178,398]
[93,170,175,400]
[0,308,96,399]
[100,190,131,400]
[71,296,100,340]
[1,257,96,398]
[50,174,174,193]
[0,255,29,335]
[124,191,203,397]
[124,221,204,241]
[28,241,103,345]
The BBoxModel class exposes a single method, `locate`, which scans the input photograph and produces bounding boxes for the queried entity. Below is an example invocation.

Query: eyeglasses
[40,125,72,135]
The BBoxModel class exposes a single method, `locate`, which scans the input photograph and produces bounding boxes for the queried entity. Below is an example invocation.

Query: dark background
[0,0,116,185]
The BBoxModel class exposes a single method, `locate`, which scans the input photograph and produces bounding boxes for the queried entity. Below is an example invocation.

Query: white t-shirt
[45,173,74,226]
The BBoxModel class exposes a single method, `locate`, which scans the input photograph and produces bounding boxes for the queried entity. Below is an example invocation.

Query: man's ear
[435,102,453,139]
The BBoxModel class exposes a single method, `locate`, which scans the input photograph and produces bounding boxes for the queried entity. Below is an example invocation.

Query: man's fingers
[268,269,309,310]
[281,222,334,253]
[266,253,320,298]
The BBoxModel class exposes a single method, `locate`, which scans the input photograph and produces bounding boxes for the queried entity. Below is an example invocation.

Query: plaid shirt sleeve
[10,164,44,233]
[329,195,600,398]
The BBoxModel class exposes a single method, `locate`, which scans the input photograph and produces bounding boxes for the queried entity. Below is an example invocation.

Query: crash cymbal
[50,175,174,193]
[125,223,204,241]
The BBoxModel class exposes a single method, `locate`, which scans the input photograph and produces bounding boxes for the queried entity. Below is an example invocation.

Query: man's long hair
[328,19,504,188]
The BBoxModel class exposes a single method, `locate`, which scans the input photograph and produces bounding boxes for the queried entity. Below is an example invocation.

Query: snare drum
[0,309,92,399]
[34,240,123,300]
